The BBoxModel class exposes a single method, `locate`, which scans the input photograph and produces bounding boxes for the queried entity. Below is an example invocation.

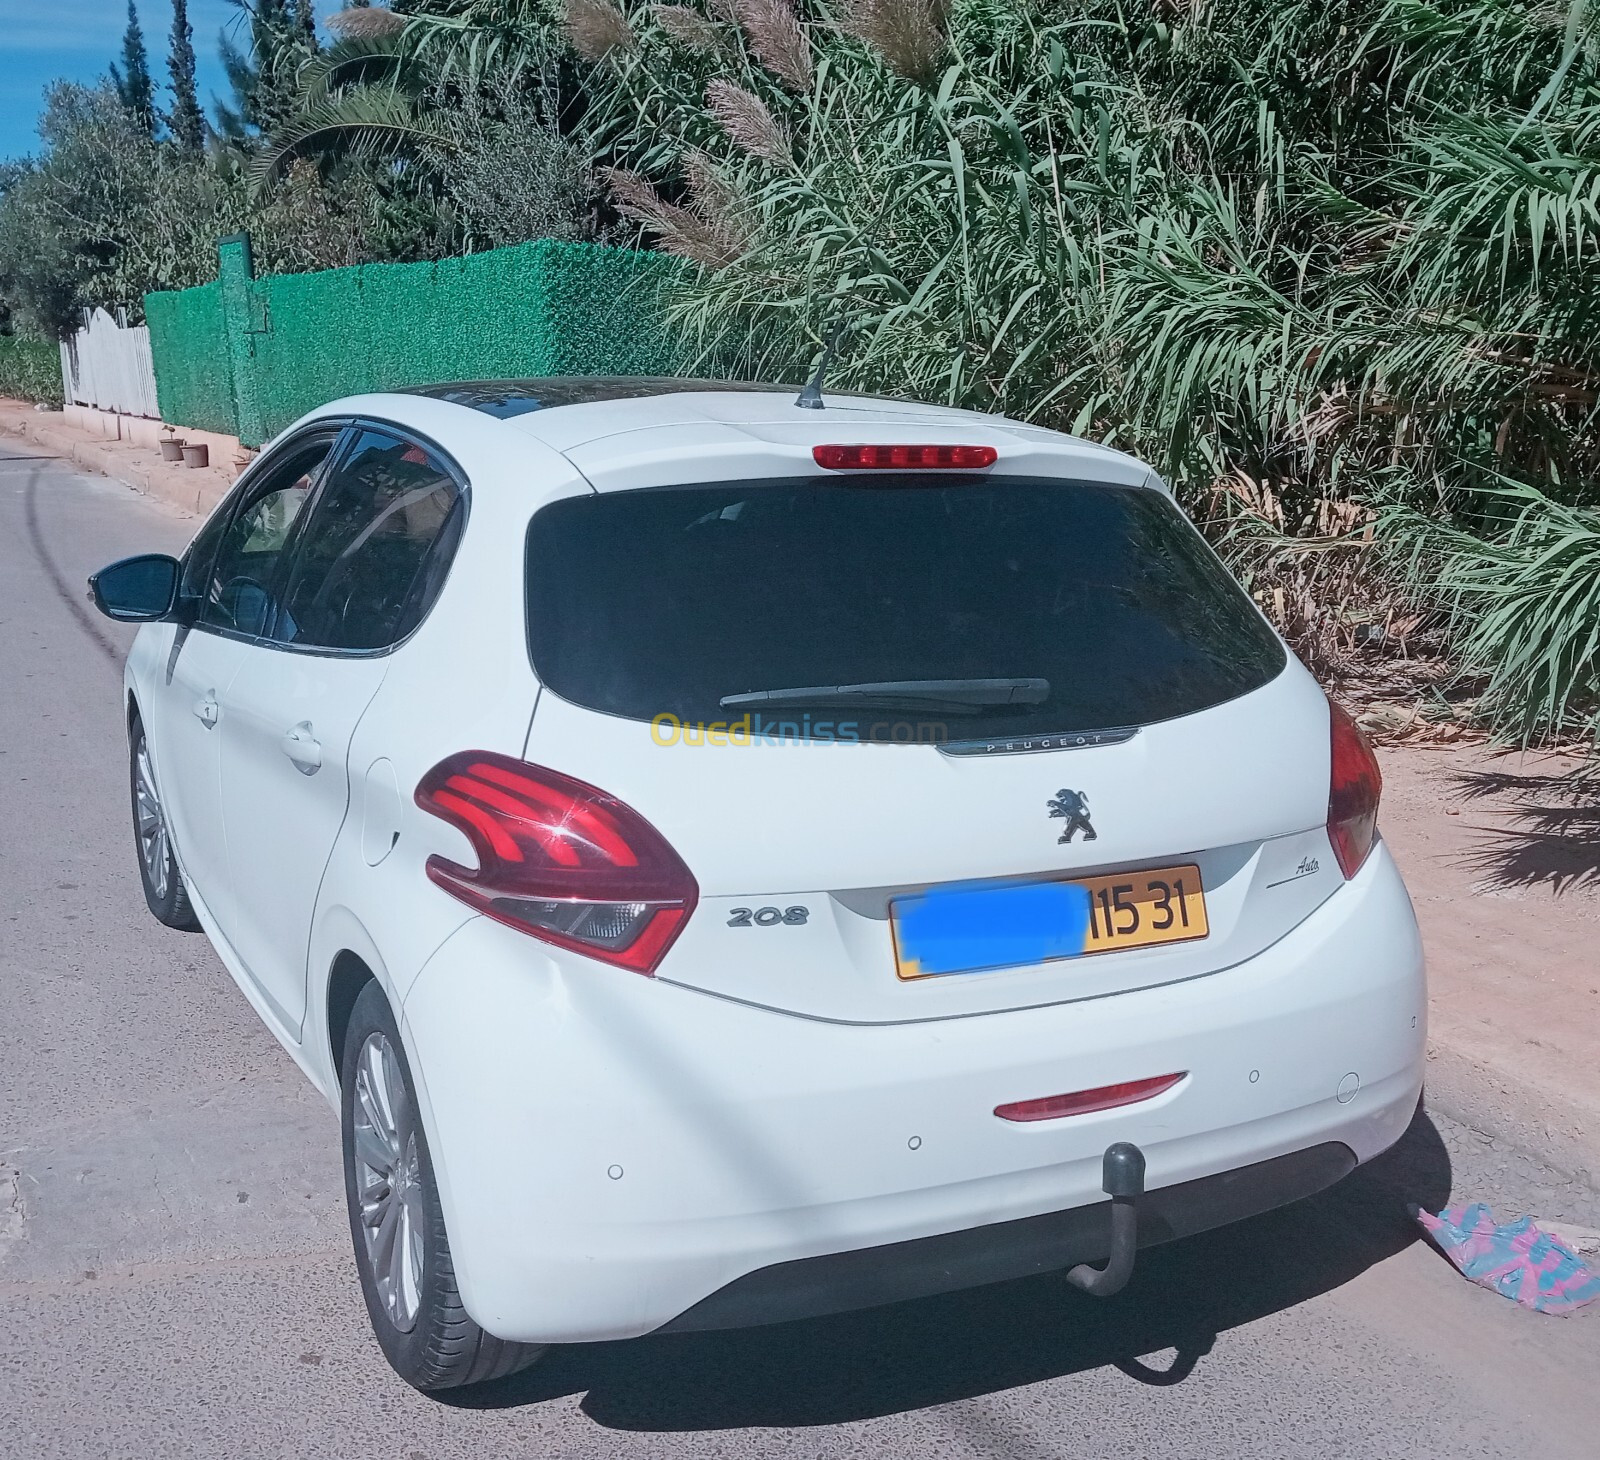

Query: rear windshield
[525,476,1285,743]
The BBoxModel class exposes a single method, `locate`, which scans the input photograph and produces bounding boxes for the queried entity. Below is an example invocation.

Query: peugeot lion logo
[1048,788,1097,843]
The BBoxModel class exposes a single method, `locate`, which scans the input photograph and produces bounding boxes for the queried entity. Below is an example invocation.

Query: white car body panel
[555,420,1152,496]
[219,647,388,1035]
[140,622,245,927]
[403,842,1422,1342]
[119,382,1427,1346]
[523,669,1343,1023]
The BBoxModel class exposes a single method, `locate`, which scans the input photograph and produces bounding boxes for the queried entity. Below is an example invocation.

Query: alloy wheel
[352,1031,426,1333]
[133,740,169,900]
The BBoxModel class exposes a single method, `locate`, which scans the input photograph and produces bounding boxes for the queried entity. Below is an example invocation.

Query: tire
[340,979,548,1392]
[129,716,201,931]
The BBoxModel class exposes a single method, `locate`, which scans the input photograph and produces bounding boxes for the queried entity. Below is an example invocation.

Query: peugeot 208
[90,379,1425,1390]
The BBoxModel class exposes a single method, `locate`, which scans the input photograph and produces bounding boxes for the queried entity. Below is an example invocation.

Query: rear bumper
[400,843,1425,1344]
[658,1140,1356,1332]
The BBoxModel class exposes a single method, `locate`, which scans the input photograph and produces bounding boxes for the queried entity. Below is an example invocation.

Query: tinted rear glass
[525,476,1285,740]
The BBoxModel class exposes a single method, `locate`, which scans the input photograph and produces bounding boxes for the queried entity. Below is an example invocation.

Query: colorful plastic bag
[1416,1203,1600,1315]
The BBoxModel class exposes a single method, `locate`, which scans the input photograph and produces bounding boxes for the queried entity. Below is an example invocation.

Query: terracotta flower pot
[181,443,209,469]
[159,438,186,461]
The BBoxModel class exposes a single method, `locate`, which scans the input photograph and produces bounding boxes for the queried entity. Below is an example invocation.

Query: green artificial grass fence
[144,279,235,434]
[144,238,686,446]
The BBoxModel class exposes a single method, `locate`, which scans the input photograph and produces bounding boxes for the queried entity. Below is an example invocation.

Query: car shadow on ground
[1450,765,1600,895]
[440,1103,1451,1429]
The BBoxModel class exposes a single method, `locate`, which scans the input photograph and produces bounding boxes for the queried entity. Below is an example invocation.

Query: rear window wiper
[719,678,1050,715]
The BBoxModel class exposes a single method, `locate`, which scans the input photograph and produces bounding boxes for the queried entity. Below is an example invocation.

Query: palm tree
[248,12,442,188]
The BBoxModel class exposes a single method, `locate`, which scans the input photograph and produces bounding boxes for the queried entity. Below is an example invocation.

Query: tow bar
[1064,1142,1146,1298]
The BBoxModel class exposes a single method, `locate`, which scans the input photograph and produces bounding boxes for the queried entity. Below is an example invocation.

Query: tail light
[813,443,998,470]
[415,752,698,974]
[1327,699,1382,878]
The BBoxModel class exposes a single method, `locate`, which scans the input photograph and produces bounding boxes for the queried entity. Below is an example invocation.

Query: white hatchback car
[91,378,1425,1391]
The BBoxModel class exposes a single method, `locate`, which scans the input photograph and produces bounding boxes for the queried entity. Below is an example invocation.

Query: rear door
[216,427,467,1036]
[521,471,1339,1022]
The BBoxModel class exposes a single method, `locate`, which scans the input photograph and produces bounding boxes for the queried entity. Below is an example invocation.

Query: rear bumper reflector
[994,1072,1185,1123]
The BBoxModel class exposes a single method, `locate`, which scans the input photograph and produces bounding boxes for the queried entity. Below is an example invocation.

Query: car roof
[314,376,1156,492]
[400,376,802,420]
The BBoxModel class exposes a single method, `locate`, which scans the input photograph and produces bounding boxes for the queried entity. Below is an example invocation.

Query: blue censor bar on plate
[893,879,1093,978]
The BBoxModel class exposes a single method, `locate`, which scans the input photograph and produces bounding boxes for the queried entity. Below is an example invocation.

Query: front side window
[195,438,334,638]
[272,429,465,653]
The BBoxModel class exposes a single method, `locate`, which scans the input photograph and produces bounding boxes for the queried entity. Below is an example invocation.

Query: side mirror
[89,554,180,623]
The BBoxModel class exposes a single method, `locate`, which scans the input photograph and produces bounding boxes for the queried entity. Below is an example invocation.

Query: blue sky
[0,2,342,161]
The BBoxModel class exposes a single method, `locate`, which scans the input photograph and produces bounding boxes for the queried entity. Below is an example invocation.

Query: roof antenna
[794,317,848,410]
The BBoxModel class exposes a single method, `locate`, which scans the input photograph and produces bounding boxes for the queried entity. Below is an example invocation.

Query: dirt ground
[1377,741,1600,1178]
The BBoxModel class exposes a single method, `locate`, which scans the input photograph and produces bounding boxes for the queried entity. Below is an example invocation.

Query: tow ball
[1064,1142,1146,1298]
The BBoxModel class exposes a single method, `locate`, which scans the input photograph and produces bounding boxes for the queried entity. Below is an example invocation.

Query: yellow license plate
[890,863,1208,979]
[1077,863,1209,955]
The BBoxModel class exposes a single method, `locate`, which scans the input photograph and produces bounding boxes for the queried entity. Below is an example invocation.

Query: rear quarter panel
[301,416,590,1096]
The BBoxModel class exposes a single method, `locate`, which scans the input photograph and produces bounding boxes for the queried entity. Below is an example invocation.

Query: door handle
[193,693,219,728]
[281,721,323,775]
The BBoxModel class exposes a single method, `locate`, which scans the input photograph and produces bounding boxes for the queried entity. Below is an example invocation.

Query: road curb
[0,401,230,517]
[1425,1037,1600,1195]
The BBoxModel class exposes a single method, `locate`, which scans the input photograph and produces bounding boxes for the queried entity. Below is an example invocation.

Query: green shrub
[477,0,1600,745]
[1388,486,1600,746]
[0,335,63,405]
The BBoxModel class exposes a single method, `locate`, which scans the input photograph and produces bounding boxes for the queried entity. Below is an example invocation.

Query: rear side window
[525,476,1285,740]
[273,429,465,652]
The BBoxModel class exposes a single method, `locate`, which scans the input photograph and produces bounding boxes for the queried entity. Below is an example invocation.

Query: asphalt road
[2,439,1597,1459]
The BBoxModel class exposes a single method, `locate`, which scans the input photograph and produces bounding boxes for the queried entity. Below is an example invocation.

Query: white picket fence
[59,307,161,418]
